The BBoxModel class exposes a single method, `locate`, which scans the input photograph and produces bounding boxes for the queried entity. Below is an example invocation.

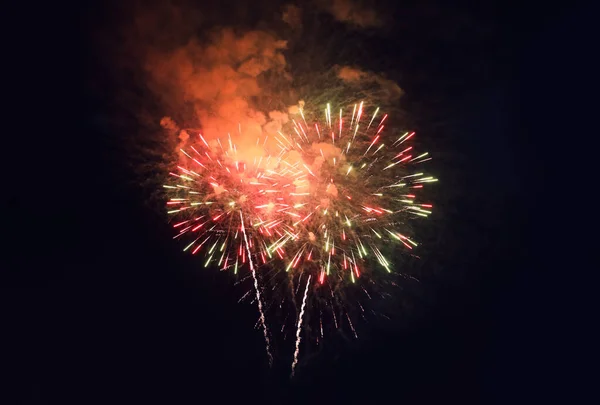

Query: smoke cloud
[337,66,404,101]
[282,4,303,31]
[135,3,400,174]
[319,0,381,28]
[146,28,295,163]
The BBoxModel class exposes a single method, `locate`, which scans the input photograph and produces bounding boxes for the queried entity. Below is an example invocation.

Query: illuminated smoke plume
[146,28,293,162]
[337,66,404,101]
[318,0,381,28]
[282,4,303,31]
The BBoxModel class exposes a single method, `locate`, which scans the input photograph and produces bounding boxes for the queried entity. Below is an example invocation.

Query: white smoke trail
[239,211,273,367]
[291,274,312,377]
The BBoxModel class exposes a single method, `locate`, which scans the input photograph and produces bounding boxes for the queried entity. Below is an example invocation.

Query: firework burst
[164,101,436,373]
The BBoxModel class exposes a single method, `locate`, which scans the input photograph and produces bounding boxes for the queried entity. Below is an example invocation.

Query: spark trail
[240,211,273,366]
[291,274,311,377]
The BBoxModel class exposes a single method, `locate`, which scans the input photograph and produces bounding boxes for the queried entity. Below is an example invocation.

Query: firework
[164,102,436,372]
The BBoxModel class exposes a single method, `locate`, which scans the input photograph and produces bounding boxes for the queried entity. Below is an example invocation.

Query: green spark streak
[352,124,360,142]
[356,240,363,258]
[204,254,213,268]
[386,229,401,240]
[358,239,367,256]
[373,144,385,154]
[367,107,380,130]
[380,256,391,273]
[269,235,289,252]
[394,132,409,144]
[373,247,392,272]
[263,241,273,259]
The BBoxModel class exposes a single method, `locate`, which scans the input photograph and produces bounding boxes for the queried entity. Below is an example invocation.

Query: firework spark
[240,211,273,366]
[291,274,311,377]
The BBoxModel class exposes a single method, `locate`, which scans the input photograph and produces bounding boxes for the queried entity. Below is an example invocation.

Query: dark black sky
[5,1,591,403]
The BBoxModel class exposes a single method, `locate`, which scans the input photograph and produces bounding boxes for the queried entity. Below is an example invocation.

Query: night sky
[5,1,590,403]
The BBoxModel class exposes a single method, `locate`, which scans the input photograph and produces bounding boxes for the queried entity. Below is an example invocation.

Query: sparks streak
[291,274,311,377]
[240,211,273,366]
